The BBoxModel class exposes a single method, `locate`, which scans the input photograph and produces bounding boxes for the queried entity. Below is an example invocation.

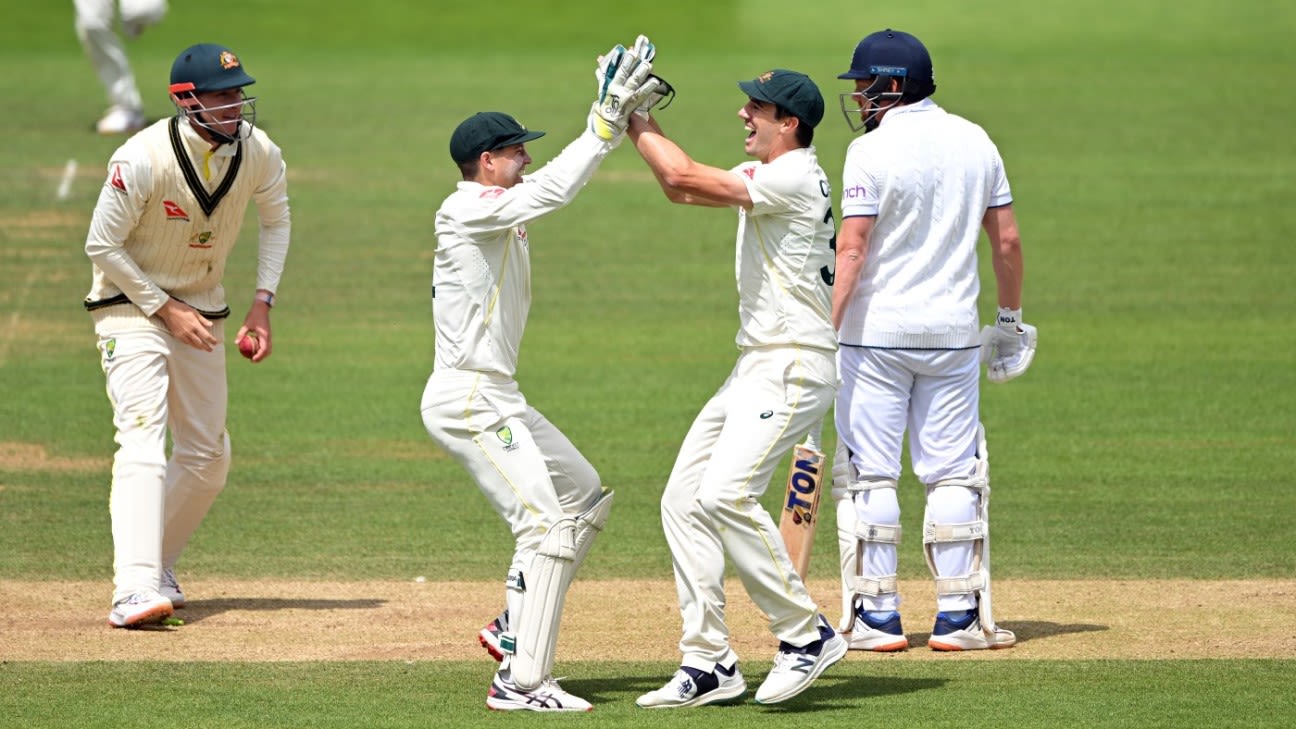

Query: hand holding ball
[237,333,258,359]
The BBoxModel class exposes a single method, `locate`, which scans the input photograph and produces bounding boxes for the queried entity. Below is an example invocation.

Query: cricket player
[831,29,1035,652]
[84,42,290,627]
[75,0,168,134]
[419,42,663,712]
[628,69,845,709]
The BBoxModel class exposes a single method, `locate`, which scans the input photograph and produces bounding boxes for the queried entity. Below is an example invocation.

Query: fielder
[84,42,290,627]
[627,69,845,709]
[75,0,168,134]
[419,41,663,712]
[830,29,1035,652]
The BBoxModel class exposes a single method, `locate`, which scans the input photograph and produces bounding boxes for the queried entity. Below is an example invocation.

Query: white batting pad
[510,518,577,691]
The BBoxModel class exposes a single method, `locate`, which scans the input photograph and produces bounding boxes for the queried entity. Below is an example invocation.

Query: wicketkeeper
[418,38,664,713]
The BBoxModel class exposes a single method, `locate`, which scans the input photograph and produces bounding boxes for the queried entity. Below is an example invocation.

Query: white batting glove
[980,307,1037,383]
[589,45,658,141]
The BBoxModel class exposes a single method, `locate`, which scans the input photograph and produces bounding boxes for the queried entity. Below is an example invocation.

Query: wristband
[996,307,1021,330]
[255,291,275,308]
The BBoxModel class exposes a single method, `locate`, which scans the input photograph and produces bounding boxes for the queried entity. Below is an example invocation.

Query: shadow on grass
[177,596,387,624]
[906,620,1107,648]
[565,667,945,712]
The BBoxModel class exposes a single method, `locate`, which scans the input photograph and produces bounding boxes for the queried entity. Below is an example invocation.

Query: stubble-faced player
[627,69,846,709]
[419,42,662,712]
[830,29,1036,653]
[83,42,290,627]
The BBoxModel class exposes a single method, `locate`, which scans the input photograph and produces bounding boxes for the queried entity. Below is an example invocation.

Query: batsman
[829,29,1035,653]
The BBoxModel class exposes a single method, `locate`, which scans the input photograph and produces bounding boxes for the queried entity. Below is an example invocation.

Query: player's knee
[927,484,978,523]
[172,432,231,493]
[659,479,696,521]
[74,10,113,36]
[853,484,900,525]
[695,488,752,518]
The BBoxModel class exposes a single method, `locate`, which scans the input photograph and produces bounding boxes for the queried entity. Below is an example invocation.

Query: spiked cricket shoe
[754,615,847,704]
[928,610,1016,651]
[636,663,746,708]
[160,568,186,609]
[107,590,173,628]
[847,609,908,652]
[478,610,509,661]
[95,106,146,135]
[486,669,592,712]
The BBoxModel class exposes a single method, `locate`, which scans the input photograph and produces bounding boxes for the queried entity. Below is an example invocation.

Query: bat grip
[803,419,824,452]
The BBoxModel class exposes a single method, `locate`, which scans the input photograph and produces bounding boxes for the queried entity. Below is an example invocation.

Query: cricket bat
[778,425,825,579]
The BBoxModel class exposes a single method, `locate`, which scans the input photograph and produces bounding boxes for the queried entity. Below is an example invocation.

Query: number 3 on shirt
[818,178,836,287]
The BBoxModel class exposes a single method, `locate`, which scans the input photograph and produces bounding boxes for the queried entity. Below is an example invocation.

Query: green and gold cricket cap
[738,69,825,128]
[169,43,256,95]
[449,112,546,164]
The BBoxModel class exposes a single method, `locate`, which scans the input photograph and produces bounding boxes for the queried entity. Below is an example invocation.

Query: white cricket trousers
[97,324,230,603]
[73,1,166,112]
[835,345,982,612]
[419,369,602,577]
[661,345,835,671]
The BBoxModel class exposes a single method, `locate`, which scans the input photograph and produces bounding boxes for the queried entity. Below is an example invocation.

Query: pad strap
[856,522,902,544]
[923,520,987,544]
[852,574,899,596]
[933,571,988,596]
[847,478,899,493]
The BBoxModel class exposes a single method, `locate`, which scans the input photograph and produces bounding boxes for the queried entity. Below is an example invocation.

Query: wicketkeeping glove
[596,36,675,121]
[980,307,1038,383]
[589,43,659,141]
[628,34,674,119]
[634,73,675,119]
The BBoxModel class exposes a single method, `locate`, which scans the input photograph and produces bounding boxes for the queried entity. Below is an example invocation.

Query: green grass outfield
[2,1,1294,726]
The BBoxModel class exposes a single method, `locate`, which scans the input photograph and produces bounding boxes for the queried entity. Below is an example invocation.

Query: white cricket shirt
[83,117,291,333]
[431,130,612,377]
[837,98,1012,349]
[731,146,837,352]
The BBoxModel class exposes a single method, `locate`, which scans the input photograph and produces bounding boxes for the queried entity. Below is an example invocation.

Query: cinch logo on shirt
[109,165,126,192]
[842,184,868,200]
[163,200,190,221]
[479,188,505,199]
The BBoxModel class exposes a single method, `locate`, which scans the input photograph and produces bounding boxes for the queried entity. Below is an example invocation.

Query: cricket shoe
[754,615,847,704]
[636,663,746,708]
[847,609,908,652]
[928,609,1016,651]
[478,609,509,661]
[107,590,173,628]
[486,669,592,712]
[95,106,147,135]
[160,568,186,609]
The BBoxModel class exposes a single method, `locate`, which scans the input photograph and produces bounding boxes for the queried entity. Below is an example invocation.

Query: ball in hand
[237,334,258,359]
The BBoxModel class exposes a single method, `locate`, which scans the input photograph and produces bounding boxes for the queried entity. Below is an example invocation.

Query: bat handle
[803,418,824,452]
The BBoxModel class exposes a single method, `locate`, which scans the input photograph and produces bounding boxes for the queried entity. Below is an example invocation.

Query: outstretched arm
[627,114,748,208]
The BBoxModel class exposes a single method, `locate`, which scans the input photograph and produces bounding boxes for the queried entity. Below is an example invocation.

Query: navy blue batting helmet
[839,29,934,89]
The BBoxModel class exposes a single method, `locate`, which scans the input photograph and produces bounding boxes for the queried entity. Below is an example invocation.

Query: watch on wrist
[255,291,275,307]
